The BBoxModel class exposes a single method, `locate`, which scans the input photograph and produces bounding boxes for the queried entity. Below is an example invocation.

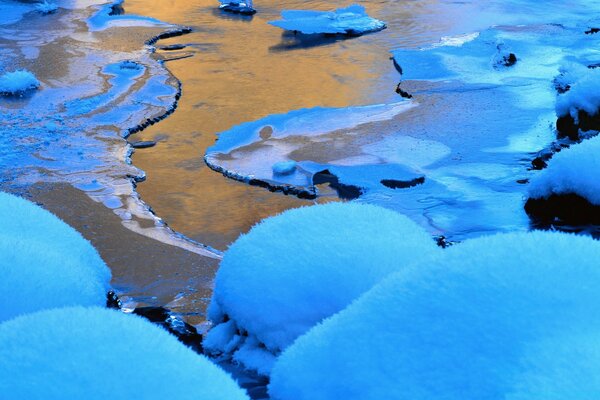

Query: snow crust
[206,202,438,373]
[555,64,600,120]
[36,1,58,14]
[268,5,385,35]
[528,135,600,204]
[0,70,40,95]
[0,307,249,400]
[0,192,111,322]
[270,231,600,400]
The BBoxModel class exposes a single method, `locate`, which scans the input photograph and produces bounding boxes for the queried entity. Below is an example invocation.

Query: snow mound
[528,135,600,205]
[0,70,40,95]
[36,1,58,14]
[268,4,386,36]
[272,160,296,175]
[0,307,249,400]
[0,192,111,322]
[206,202,438,373]
[269,231,600,400]
[556,64,600,118]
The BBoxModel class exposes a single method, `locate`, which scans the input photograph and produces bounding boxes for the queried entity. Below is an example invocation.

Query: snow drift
[206,202,438,374]
[0,70,39,95]
[268,5,385,36]
[528,135,600,205]
[0,307,249,400]
[0,192,110,322]
[270,231,600,400]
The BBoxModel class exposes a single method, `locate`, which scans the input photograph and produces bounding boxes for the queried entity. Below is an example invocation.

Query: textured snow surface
[0,192,110,322]
[556,65,600,120]
[0,70,40,95]
[36,1,58,14]
[206,202,438,373]
[269,231,600,400]
[269,4,385,35]
[528,135,600,204]
[0,307,249,400]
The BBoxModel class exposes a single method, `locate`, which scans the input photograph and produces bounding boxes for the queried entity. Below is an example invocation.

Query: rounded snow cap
[208,202,438,355]
[269,231,600,400]
[0,192,111,322]
[0,307,249,400]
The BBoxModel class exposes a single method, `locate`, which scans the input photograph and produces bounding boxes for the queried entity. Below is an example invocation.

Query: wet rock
[585,27,600,35]
[131,140,157,149]
[133,306,203,353]
[434,235,457,248]
[108,3,124,16]
[313,170,363,200]
[380,176,425,189]
[395,83,413,99]
[106,290,121,309]
[502,53,517,67]
[160,44,187,51]
[525,194,600,225]
[219,3,256,15]
[556,110,600,140]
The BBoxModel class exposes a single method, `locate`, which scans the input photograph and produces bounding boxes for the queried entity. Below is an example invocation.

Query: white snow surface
[0,70,40,95]
[206,202,439,372]
[528,135,600,204]
[0,307,249,400]
[268,4,385,35]
[269,231,600,400]
[555,64,600,120]
[0,192,111,322]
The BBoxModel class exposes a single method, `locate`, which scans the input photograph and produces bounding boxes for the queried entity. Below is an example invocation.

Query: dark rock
[516,178,529,184]
[585,27,600,35]
[219,3,257,15]
[380,176,424,189]
[501,53,517,67]
[313,170,363,200]
[395,83,413,99]
[133,306,203,353]
[108,3,125,16]
[525,194,600,225]
[131,140,157,149]
[557,110,600,141]
[434,235,456,248]
[106,290,121,309]
[160,44,187,51]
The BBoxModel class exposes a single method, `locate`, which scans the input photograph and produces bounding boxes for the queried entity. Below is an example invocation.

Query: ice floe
[269,5,385,36]
[205,202,439,374]
[0,192,110,322]
[0,307,249,400]
[270,231,600,400]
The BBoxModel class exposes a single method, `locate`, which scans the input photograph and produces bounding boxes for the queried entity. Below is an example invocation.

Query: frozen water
[205,22,600,241]
[270,231,600,400]
[206,202,439,373]
[0,307,249,400]
[269,5,386,36]
[0,192,110,322]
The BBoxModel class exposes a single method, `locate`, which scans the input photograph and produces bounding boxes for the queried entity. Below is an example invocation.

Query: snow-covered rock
[268,5,386,36]
[219,0,256,15]
[36,1,58,14]
[270,231,600,400]
[272,160,297,175]
[555,65,600,138]
[0,192,110,322]
[206,202,438,374]
[0,307,249,400]
[0,70,40,95]
[528,135,600,205]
